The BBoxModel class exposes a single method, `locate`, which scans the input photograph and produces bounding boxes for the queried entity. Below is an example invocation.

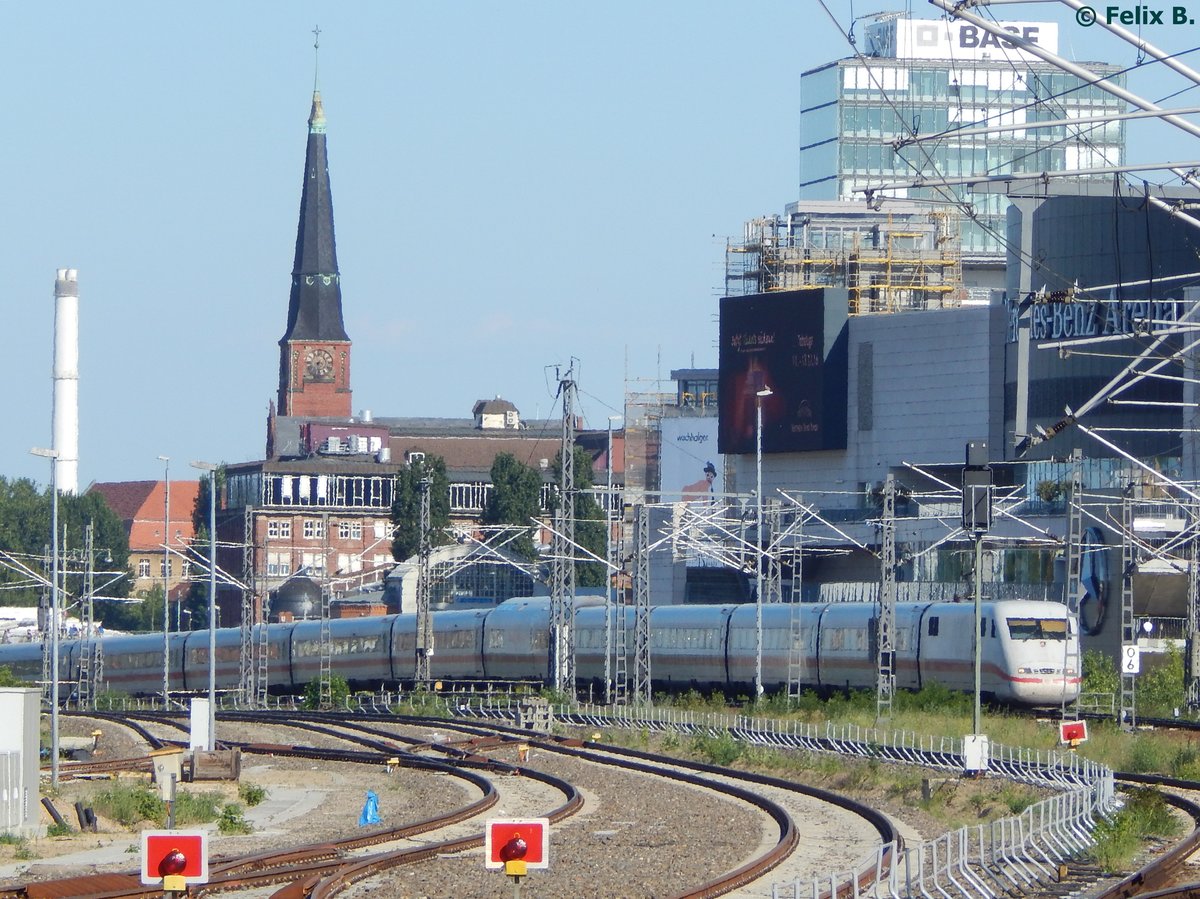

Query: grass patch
[691,730,743,766]
[1091,788,1181,873]
[45,822,72,837]
[238,782,268,807]
[92,782,163,826]
[92,780,230,828]
[218,803,253,835]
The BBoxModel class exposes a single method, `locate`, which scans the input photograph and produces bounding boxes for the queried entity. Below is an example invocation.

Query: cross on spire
[312,25,321,90]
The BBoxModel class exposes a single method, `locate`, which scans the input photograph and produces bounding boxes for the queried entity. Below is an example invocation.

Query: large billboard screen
[718,288,848,455]
[660,417,722,501]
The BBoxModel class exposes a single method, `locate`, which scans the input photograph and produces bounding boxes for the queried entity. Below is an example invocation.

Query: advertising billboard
[718,288,848,455]
[660,417,722,501]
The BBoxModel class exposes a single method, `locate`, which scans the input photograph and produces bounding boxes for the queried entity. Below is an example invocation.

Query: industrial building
[798,15,1125,262]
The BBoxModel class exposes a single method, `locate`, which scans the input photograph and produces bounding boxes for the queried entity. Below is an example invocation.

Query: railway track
[2,710,881,899]
[39,706,1200,898]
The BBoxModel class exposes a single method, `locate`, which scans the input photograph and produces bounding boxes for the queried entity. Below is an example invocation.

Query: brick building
[87,480,200,601]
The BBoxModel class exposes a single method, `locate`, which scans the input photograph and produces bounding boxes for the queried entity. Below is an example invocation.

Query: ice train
[0,597,1080,706]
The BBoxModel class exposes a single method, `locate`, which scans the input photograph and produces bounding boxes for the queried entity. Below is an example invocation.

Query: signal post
[963,441,992,774]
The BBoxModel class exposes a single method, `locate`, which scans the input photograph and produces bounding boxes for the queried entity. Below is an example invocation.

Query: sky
[4,2,1199,489]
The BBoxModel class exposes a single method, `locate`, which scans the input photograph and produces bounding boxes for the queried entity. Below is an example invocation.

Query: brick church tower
[277,90,352,419]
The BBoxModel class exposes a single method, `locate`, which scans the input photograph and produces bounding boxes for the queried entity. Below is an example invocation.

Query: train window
[487,631,504,649]
[991,619,997,639]
[531,631,548,651]
[981,618,987,637]
[928,617,939,637]
[1006,618,1067,640]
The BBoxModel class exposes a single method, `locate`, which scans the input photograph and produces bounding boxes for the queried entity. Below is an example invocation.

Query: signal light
[500,834,527,862]
[141,830,208,886]
[158,848,188,876]
[485,818,549,871]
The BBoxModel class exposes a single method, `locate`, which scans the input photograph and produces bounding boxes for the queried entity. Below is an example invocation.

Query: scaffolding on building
[725,211,967,313]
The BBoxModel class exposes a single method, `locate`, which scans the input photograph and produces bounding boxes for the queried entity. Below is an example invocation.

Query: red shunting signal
[158,849,188,877]
[500,834,528,862]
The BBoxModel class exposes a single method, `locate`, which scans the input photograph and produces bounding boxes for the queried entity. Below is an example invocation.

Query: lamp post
[190,461,218,751]
[158,455,170,708]
[30,446,60,787]
[754,386,773,701]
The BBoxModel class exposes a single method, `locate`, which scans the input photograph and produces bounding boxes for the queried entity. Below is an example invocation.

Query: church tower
[277,90,352,419]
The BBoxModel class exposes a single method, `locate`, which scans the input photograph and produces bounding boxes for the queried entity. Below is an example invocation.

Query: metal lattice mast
[877,475,897,720]
[786,500,805,703]
[763,502,782,605]
[239,507,255,705]
[40,544,50,707]
[415,474,433,688]
[1064,449,1085,612]
[550,374,577,694]
[318,513,332,708]
[77,521,96,710]
[1120,494,1137,729]
[612,509,631,707]
[255,583,272,710]
[1188,499,1200,709]
[632,502,652,704]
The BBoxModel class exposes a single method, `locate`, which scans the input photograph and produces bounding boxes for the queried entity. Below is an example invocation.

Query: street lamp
[754,386,773,701]
[158,455,170,709]
[190,461,218,751]
[30,446,60,787]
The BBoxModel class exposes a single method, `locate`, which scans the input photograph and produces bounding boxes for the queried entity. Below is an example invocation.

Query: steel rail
[4,712,580,899]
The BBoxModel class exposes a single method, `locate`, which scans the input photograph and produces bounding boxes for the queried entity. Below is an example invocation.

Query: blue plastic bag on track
[358,790,381,826]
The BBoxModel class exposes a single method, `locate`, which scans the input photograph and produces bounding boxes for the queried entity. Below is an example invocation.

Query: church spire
[280,88,348,343]
[277,74,352,421]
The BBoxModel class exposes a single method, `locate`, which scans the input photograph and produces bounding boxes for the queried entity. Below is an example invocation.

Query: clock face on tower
[304,348,335,382]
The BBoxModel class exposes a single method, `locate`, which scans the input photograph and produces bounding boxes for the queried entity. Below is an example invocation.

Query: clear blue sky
[4,2,1195,488]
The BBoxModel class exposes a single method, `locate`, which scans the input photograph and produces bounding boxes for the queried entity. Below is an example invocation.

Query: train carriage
[481,598,551,681]
[647,604,734,690]
[427,609,488,681]
[287,617,394,690]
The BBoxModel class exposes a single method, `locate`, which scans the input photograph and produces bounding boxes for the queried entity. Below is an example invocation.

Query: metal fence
[438,698,1116,899]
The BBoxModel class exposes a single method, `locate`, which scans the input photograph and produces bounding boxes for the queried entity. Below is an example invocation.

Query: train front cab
[990,600,1080,705]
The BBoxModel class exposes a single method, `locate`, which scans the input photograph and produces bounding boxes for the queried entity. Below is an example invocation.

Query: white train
[0,597,1080,706]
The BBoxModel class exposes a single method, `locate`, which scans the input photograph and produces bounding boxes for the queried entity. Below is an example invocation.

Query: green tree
[481,453,544,560]
[551,446,608,588]
[183,465,226,628]
[0,476,131,608]
[390,455,452,561]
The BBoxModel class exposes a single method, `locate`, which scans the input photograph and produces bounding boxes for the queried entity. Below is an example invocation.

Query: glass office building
[799,16,1125,260]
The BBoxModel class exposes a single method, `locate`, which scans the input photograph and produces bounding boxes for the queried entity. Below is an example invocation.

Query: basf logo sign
[864,17,1057,62]
[718,288,849,456]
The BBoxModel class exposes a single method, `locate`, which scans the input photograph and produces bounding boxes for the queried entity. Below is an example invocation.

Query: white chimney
[52,269,80,494]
